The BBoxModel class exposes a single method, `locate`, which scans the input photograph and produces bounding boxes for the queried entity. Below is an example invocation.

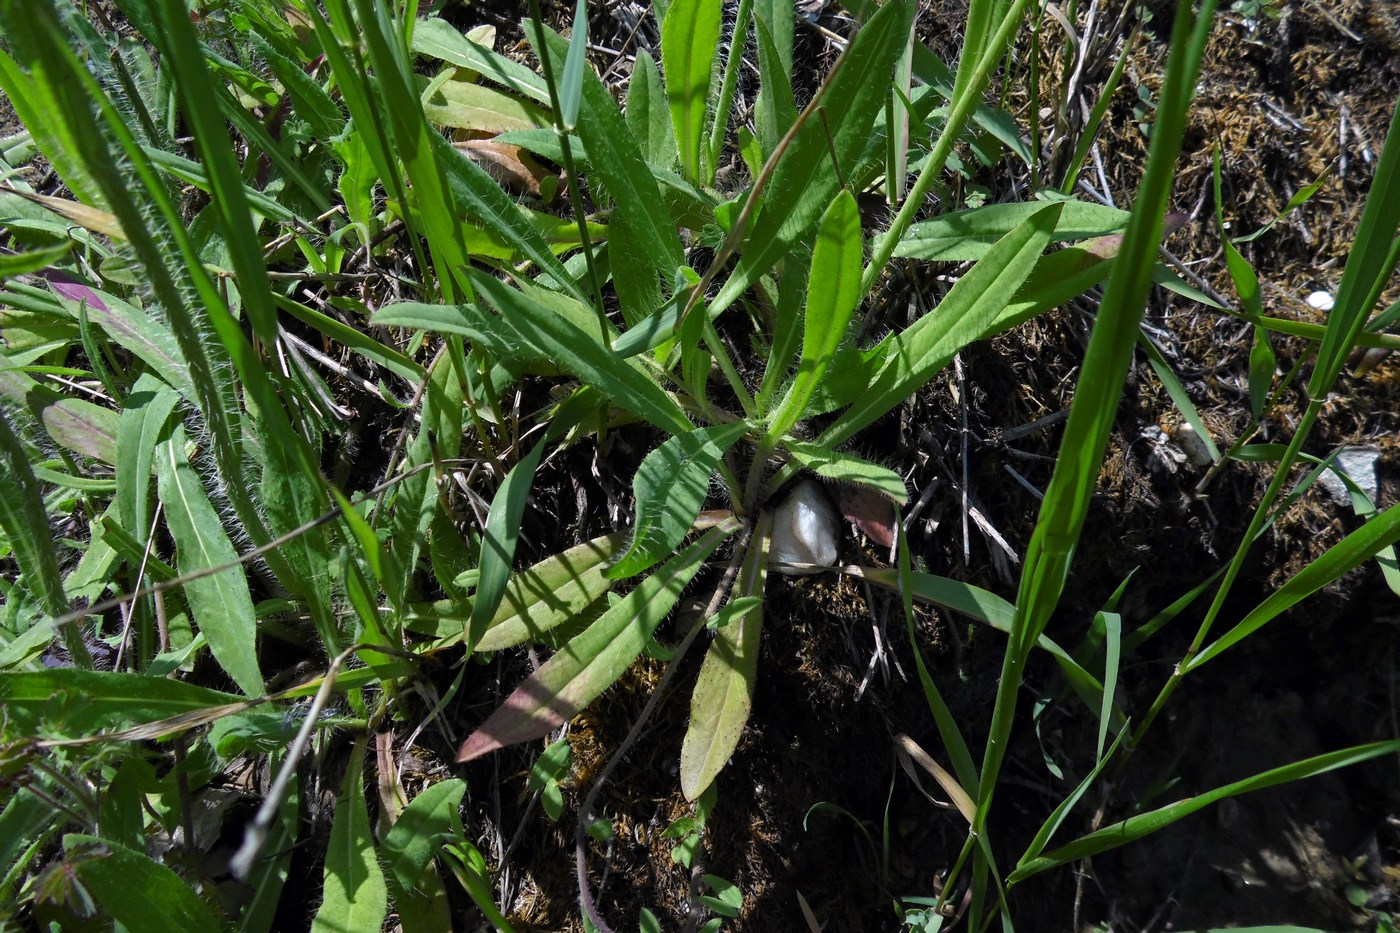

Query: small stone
[1306,290,1335,312]
[1316,446,1382,505]
[770,480,839,573]
[1170,422,1214,468]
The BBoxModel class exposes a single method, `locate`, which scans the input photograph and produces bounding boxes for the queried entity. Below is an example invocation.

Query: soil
[422,1,1400,930]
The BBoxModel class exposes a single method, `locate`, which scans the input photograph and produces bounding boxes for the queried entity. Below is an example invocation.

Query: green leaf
[527,739,572,821]
[412,19,549,104]
[890,199,1130,261]
[820,202,1063,448]
[156,424,263,697]
[1008,740,1400,884]
[0,355,119,464]
[626,50,677,168]
[607,422,750,580]
[783,441,908,503]
[312,740,387,933]
[472,531,627,650]
[699,874,743,917]
[464,271,694,434]
[470,433,550,650]
[765,190,863,443]
[661,0,722,181]
[381,779,467,893]
[712,0,916,314]
[558,0,589,130]
[1186,496,1400,671]
[66,835,229,933]
[0,410,70,619]
[457,521,737,761]
[681,511,770,800]
[0,670,241,735]
[532,25,683,320]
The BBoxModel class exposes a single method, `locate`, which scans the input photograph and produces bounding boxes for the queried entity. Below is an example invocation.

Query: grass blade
[557,0,588,130]
[1008,740,1400,884]
[976,0,1219,828]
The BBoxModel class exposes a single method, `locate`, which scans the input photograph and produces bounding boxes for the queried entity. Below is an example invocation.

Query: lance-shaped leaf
[783,440,908,503]
[711,0,915,314]
[312,739,386,933]
[478,531,626,650]
[661,0,721,181]
[414,532,628,649]
[66,836,227,933]
[469,434,549,651]
[156,425,263,697]
[681,511,771,800]
[457,521,737,762]
[765,190,863,443]
[607,422,750,580]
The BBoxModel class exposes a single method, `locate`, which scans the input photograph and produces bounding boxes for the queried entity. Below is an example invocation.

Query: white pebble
[1306,290,1335,312]
[770,480,839,574]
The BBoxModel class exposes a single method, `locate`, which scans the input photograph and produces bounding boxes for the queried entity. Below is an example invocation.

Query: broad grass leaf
[156,425,263,697]
[457,522,737,761]
[661,0,722,181]
[474,532,626,650]
[784,441,909,503]
[312,740,387,933]
[681,511,771,800]
[1008,740,1400,885]
[889,199,1130,261]
[381,779,467,893]
[0,669,242,736]
[412,19,549,104]
[766,190,863,443]
[469,433,550,650]
[66,835,227,932]
[423,73,549,134]
[607,422,750,580]
[114,376,179,539]
[626,50,677,168]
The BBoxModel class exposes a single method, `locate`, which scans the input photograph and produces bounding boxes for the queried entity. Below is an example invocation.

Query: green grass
[1,0,1397,929]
